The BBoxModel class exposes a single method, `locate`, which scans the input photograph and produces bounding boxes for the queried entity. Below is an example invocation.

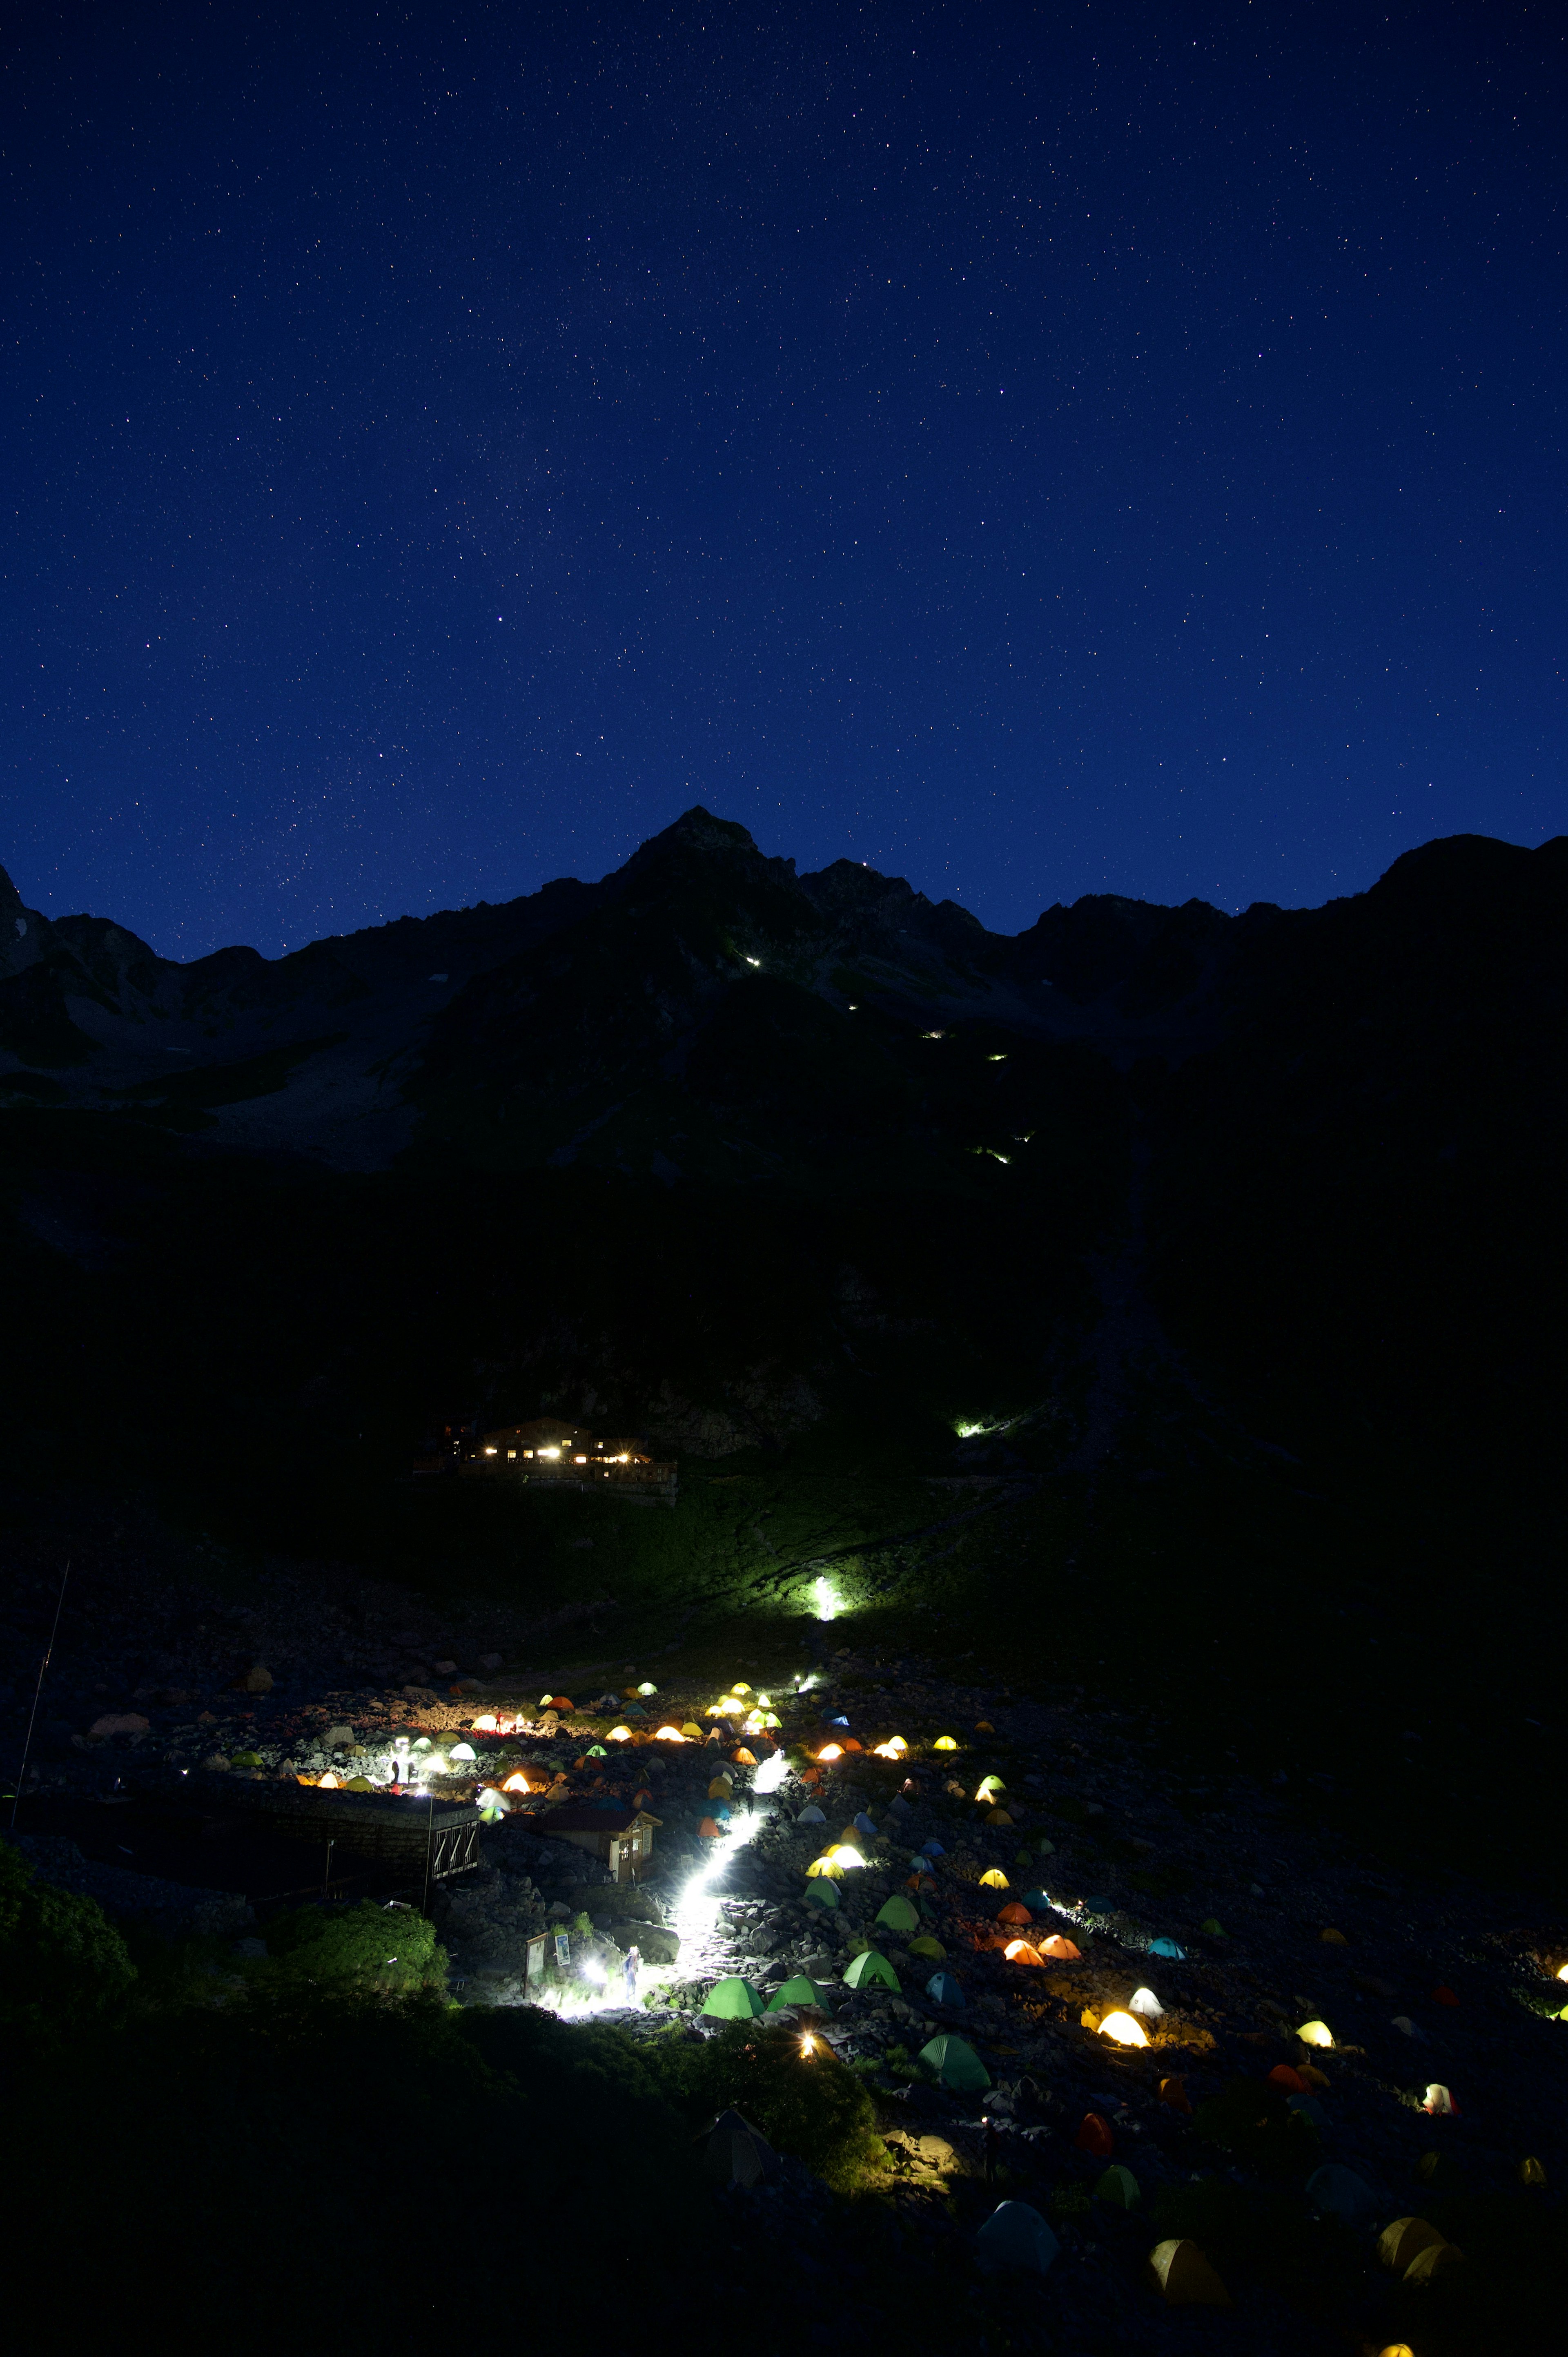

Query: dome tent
[702,1977,766,2020]
[1146,2239,1231,2306]
[926,1970,964,2007]
[842,1949,900,1992]
[765,1976,835,2014]
[803,1880,840,1911]
[875,1894,920,1933]
[702,2108,780,2190]
[974,2201,1059,2277]
[918,2033,990,2091]
[1306,2165,1376,2225]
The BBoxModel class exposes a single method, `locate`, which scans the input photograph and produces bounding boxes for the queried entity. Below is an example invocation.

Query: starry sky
[5,2,1566,959]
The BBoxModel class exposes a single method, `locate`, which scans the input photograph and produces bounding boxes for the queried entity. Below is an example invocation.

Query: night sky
[5,3,1566,959]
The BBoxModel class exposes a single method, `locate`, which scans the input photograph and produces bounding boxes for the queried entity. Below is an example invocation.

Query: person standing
[623,1944,641,2002]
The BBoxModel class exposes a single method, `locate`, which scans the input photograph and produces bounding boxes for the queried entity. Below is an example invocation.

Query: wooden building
[539,1803,661,1883]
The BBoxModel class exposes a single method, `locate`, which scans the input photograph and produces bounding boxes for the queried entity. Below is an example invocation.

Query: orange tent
[1075,2114,1113,2157]
[1040,1934,1081,1961]
[997,1901,1033,1925]
[1004,1940,1044,1966]
[698,1816,724,1838]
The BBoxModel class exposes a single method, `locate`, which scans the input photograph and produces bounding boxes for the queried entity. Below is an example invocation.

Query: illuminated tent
[702,1976,766,2020]
[974,2201,1059,2278]
[925,1970,964,2007]
[875,1895,920,1933]
[766,1976,835,2014]
[842,1949,900,1992]
[979,1869,1009,1890]
[1040,1935,1081,1961]
[1148,1938,1185,1960]
[918,2032,989,2090]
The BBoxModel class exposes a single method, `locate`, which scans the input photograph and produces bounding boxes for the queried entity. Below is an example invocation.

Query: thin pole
[10,1559,70,1834]
[421,1788,435,1913]
[323,1836,335,1899]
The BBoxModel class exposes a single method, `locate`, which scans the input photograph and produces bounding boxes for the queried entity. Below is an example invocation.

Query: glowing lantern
[979,1868,1009,1889]
[933,1737,959,1752]
[608,1725,633,1742]
[1098,2010,1150,2048]
[1296,2019,1334,2049]
[501,1772,531,1793]
[1003,1939,1043,1965]
[654,1726,686,1742]
[816,1743,844,1762]
[1040,1935,1081,1961]
[800,2032,817,2055]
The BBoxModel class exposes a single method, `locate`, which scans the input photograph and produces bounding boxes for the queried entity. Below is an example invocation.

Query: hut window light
[506,1448,517,1458]
[573,1454,588,1464]
[745,956,760,966]
[483,1446,498,1455]
[1098,2010,1150,2048]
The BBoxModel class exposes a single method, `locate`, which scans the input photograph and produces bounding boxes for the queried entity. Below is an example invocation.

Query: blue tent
[1148,1937,1186,1960]
[926,1970,964,2007]
[920,1839,945,1857]
[975,2202,1059,2277]
[1306,2164,1374,2224]
[852,1811,878,1840]
[1022,1889,1053,1910]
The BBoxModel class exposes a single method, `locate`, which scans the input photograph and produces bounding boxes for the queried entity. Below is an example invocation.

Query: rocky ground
[3,1516,1564,2349]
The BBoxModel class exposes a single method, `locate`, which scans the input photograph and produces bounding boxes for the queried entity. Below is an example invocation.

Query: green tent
[842,1949,901,1992]
[918,2032,990,2092]
[702,1976,766,2020]
[907,1933,945,1961]
[803,1879,840,1911]
[875,1894,920,1934]
[765,1976,835,2014]
[1095,2165,1140,2209]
